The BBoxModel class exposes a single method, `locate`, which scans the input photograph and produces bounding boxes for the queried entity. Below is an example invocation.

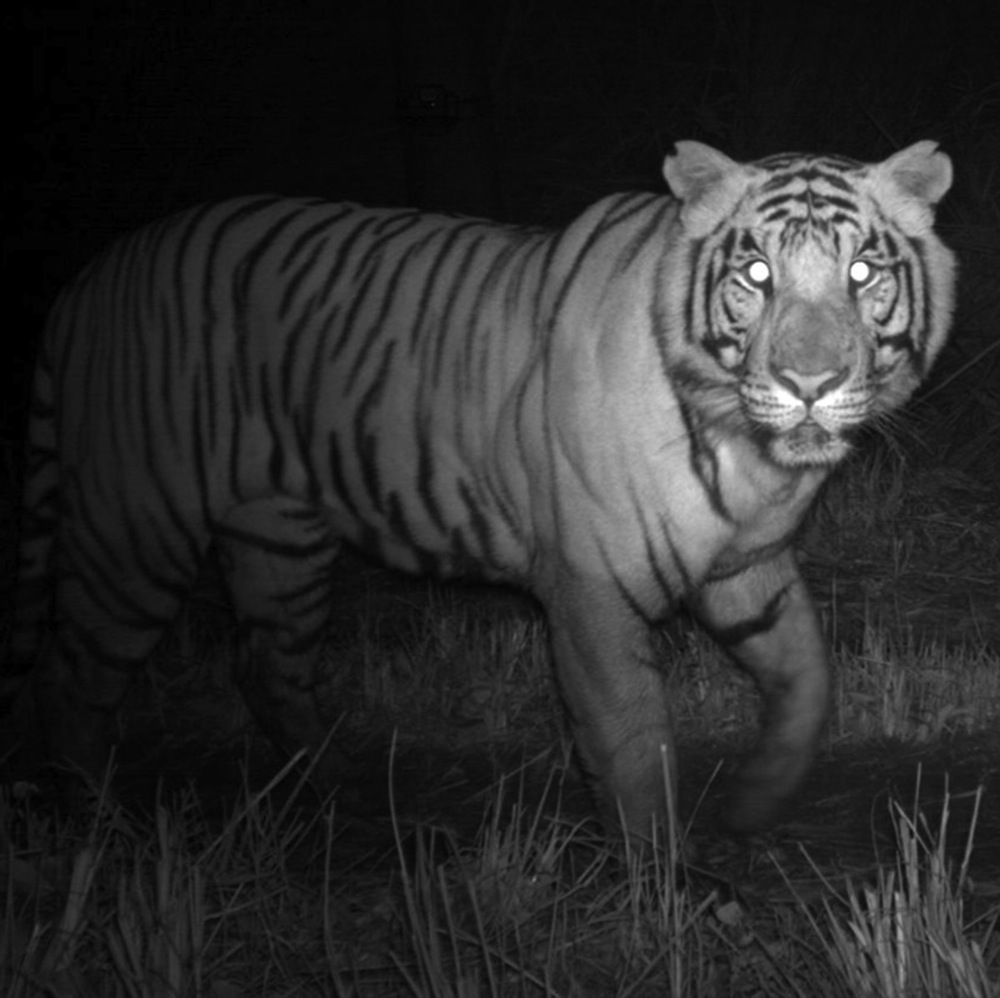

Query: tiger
[7,139,955,838]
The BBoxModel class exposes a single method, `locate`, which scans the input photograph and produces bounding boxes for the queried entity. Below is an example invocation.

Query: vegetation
[3,596,999,995]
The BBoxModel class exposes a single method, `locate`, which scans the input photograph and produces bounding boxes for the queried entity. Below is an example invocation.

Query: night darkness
[20,1,998,319]
[8,1,1000,990]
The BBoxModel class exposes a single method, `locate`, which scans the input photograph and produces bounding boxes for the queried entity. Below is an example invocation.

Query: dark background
[13,0,1000,449]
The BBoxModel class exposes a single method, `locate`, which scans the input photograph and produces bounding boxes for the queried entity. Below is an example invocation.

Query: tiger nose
[772,365,850,401]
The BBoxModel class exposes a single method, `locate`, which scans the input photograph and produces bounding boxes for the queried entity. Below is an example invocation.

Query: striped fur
[9,140,955,835]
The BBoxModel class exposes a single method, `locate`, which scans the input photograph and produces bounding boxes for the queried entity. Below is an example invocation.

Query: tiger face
[663,141,956,469]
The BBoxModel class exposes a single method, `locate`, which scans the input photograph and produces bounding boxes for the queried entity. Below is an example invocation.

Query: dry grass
[3,746,997,996]
[3,601,999,996]
[793,779,996,998]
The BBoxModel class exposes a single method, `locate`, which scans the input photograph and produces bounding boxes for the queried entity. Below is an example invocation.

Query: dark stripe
[872,264,902,325]
[429,232,488,388]
[213,519,331,558]
[354,211,426,273]
[594,542,651,624]
[736,229,757,255]
[258,362,285,487]
[530,232,563,330]
[146,461,202,578]
[232,205,309,319]
[457,478,495,566]
[857,227,880,255]
[276,205,355,306]
[712,587,789,647]
[415,417,447,533]
[762,207,791,224]
[292,406,322,504]
[225,366,245,500]
[875,329,916,356]
[659,513,696,594]
[353,340,396,513]
[701,246,718,349]
[172,202,221,363]
[316,213,384,311]
[906,236,931,371]
[279,301,320,411]
[678,239,704,350]
[343,242,421,383]
[614,196,674,272]
[384,490,417,548]
[408,221,480,356]
[461,237,532,389]
[676,393,731,520]
[332,264,380,362]
[385,492,440,573]
[827,211,862,233]
[641,517,678,614]
[757,190,796,213]
[190,378,215,524]
[546,198,644,327]
[206,200,284,403]
[327,430,361,520]
[817,194,859,212]
[447,525,474,572]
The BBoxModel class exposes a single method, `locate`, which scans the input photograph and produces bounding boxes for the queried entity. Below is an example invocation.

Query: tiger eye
[747,259,771,286]
[849,259,874,285]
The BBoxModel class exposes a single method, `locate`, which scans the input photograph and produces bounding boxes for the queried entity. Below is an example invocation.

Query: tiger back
[9,140,955,837]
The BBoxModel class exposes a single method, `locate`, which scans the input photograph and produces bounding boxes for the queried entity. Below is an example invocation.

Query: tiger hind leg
[33,566,186,787]
[213,495,348,790]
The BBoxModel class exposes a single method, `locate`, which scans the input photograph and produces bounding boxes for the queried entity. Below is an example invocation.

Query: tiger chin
[9,139,955,841]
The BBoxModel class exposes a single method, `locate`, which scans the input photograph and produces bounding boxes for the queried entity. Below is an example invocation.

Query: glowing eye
[745,260,771,287]
[849,260,877,287]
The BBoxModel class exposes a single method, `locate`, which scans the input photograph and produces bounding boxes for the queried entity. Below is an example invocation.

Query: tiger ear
[877,141,953,206]
[663,141,744,234]
[663,141,740,203]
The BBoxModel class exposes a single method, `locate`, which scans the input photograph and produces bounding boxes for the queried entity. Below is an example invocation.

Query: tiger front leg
[544,576,676,842]
[691,549,829,833]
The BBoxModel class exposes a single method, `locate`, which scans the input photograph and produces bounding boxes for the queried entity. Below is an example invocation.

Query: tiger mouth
[787,421,832,449]
[770,420,851,466]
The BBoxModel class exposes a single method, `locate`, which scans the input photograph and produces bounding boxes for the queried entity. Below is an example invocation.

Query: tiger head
[662,141,956,468]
